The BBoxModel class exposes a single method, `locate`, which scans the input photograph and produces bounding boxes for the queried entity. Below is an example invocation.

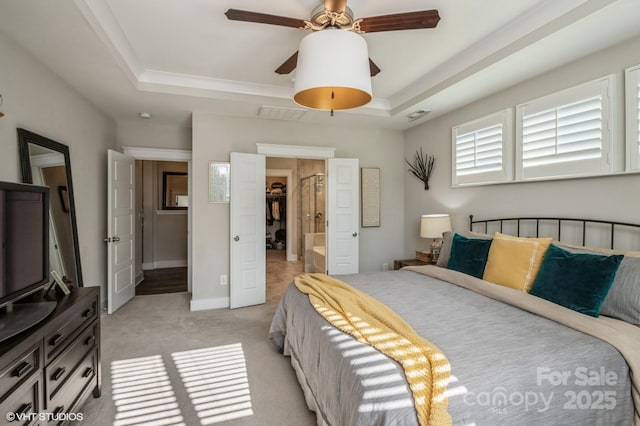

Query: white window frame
[515,75,616,181]
[451,109,513,187]
[626,65,640,171]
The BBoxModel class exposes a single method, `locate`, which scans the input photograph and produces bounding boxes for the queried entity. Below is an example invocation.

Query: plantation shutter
[452,109,513,186]
[636,76,640,168]
[522,96,602,168]
[517,76,613,180]
[456,124,503,175]
[628,67,640,170]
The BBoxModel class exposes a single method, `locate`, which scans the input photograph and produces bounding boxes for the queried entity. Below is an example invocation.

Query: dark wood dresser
[0,287,101,425]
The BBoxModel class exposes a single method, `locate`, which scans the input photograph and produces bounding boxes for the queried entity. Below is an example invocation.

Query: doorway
[264,158,325,303]
[135,160,189,295]
[116,147,192,302]
[230,146,359,309]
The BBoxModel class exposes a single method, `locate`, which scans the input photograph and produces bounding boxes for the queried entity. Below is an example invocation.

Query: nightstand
[393,258,428,270]
[415,250,433,264]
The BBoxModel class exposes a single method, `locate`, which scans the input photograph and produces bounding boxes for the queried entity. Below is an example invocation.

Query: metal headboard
[469,215,640,250]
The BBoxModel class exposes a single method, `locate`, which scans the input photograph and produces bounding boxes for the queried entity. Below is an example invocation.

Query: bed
[269,217,640,426]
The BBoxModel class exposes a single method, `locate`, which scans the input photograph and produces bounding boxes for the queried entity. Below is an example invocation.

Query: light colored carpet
[81,292,316,426]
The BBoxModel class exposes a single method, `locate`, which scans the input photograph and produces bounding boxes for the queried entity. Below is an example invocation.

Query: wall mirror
[162,171,188,209]
[18,128,84,288]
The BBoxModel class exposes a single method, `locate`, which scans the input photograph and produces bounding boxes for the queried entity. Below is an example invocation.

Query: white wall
[117,120,192,151]
[404,34,640,255]
[191,114,405,309]
[0,31,116,302]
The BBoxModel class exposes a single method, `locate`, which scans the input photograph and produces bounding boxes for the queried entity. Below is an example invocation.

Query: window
[516,75,615,181]
[626,65,640,171]
[452,109,513,186]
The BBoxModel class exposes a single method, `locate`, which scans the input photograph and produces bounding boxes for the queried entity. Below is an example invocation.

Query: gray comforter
[269,269,636,426]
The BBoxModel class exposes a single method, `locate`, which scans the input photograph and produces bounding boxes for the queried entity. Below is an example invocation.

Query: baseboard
[190,296,229,311]
[155,260,187,269]
[135,272,144,286]
[142,260,187,270]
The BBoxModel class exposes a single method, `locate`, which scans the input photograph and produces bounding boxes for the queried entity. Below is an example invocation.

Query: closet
[266,176,286,251]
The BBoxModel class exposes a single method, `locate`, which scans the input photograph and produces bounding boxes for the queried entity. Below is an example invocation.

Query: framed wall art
[209,162,230,203]
[360,167,380,227]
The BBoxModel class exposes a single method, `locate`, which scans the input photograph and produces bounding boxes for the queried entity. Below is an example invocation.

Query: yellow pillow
[483,232,552,291]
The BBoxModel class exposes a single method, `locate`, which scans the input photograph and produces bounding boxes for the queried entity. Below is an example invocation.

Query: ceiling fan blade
[225,9,306,29]
[369,59,381,77]
[275,52,299,74]
[358,10,440,33]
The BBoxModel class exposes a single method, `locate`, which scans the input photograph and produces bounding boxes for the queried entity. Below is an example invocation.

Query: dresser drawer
[0,344,40,403]
[44,297,97,363]
[46,351,96,426]
[0,375,41,426]
[45,323,97,403]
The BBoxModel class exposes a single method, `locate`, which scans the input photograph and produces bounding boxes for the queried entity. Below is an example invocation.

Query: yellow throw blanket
[294,273,451,426]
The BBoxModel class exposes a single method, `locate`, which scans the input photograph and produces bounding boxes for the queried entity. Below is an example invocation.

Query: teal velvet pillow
[447,233,492,278]
[529,244,624,317]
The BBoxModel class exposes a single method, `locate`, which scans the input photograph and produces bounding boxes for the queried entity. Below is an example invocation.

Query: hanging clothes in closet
[266,196,286,223]
[266,180,286,249]
[266,201,273,226]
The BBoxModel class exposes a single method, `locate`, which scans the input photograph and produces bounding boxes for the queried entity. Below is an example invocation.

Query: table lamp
[420,214,452,263]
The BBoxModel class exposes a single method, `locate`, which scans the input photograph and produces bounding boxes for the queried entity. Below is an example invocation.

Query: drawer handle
[85,335,96,346]
[12,361,34,378]
[52,367,66,381]
[53,406,65,416]
[16,402,32,417]
[83,308,95,318]
[49,333,64,346]
[83,367,94,378]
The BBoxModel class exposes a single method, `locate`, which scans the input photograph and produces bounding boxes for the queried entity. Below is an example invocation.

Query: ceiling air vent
[407,109,430,122]
[257,105,307,121]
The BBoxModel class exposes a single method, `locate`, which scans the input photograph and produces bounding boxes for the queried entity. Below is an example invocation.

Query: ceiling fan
[225,0,440,77]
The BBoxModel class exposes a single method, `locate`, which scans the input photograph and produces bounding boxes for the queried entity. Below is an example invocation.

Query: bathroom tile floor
[266,249,304,303]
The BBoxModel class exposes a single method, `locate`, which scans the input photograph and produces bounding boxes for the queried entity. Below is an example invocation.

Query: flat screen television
[0,181,56,342]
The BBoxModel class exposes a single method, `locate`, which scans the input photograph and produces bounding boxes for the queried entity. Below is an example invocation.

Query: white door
[107,150,135,314]
[327,158,360,275]
[230,152,266,309]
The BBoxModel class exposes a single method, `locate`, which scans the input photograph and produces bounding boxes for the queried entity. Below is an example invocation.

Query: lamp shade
[293,29,372,111]
[420,214,452,238]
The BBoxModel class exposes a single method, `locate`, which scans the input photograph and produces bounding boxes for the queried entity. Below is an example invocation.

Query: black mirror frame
[17,128,84,288]
[162,171,188,210]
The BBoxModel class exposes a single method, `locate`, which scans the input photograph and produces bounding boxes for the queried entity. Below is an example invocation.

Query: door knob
[234,235,240,242]
[352,232,358,237]
[104,237,112,243]
[112,236,121,242]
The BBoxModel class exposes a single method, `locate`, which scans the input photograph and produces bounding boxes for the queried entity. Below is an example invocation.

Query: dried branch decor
[406,148,435,190]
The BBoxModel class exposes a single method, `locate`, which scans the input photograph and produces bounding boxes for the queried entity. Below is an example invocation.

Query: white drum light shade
[420,214,452,263]
[294,30,372,111]
[420,214,452,238]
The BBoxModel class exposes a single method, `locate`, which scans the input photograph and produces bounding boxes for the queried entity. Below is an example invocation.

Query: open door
[327,158,360,275]
[230,152,266,309]
[107,150,135,314]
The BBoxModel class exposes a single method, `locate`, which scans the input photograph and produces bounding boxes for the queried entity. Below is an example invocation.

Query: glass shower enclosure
[300,173,326,272]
